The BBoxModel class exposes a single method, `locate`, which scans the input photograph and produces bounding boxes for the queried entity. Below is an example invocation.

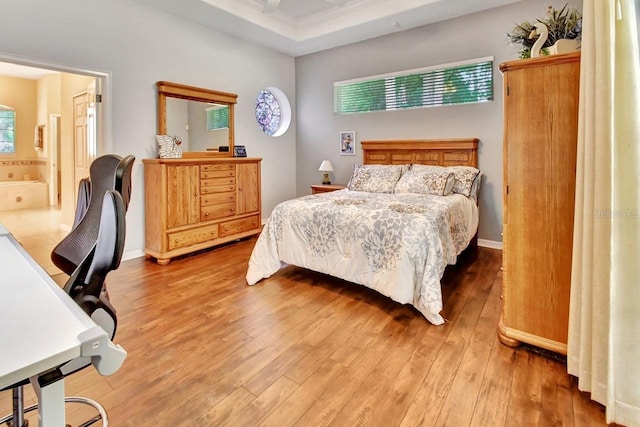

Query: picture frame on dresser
[234,145,247,157]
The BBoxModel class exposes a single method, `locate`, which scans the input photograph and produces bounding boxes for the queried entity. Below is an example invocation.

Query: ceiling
[0,62,60,80]
[136,0,522,57]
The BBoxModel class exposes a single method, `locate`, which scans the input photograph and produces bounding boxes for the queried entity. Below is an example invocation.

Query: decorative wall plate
[255,87,291,137]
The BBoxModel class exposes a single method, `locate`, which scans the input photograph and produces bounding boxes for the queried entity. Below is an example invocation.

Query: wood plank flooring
[0,214,610,426]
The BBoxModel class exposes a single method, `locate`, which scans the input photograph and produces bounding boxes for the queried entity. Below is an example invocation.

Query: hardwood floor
[0,217,609,426]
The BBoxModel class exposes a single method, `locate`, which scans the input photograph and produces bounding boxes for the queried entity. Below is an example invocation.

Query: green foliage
[507,3,582,58]
[335,79,386,113]
[394,75,424,109]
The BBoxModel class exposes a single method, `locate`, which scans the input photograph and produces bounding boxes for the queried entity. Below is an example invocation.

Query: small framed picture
[234,145,247,157]
[339,131,355,156]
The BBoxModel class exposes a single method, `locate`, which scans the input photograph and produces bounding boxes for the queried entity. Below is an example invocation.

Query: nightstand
[311,184,346,194]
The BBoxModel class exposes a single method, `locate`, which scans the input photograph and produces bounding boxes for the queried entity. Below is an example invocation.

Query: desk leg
[30,377,66,427]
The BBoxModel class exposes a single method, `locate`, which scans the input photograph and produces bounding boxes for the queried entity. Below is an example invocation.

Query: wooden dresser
[498,52,580,354]
[143,157,261,265]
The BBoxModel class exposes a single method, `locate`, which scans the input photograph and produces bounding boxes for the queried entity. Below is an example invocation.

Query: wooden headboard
[361,139,479,167]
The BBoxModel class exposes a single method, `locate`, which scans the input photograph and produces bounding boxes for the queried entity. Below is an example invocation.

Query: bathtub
[0,180,49,211]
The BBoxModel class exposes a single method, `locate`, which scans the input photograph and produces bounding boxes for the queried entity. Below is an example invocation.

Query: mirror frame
[157,81,237,157]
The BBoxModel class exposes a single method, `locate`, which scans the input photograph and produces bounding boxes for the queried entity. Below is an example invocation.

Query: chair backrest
[52,154,134,275]
[72,177,91,230]
[43,190,127,381]
[64,189,126,328]
[116,155,135,212]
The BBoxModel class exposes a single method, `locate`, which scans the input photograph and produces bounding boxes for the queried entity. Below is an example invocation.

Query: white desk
[0,227,127,426]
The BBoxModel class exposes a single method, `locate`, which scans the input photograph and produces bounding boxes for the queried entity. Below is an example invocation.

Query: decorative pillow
[347,164,403,193]
[448,166,482,197]
[411,164,481,197]
[394,169,455,196]
[156,135,183,159]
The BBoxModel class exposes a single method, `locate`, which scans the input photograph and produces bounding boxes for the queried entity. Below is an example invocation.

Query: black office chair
[52,154,134,276]
[1,190,127,427]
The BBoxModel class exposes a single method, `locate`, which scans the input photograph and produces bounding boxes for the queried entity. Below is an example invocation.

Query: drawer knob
[231,208,235,212]
[205,212,209,216]
[175,239,179,243]
[225,227,229,231]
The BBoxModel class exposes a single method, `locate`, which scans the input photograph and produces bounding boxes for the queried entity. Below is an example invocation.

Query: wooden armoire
[498,52,580,354]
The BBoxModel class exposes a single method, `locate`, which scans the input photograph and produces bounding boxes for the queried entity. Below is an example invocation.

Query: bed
[246,138,480,325]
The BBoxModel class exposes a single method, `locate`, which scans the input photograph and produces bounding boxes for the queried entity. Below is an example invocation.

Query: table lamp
[318,160,333,185]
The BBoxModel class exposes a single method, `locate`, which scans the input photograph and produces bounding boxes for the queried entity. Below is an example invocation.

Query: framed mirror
[157,81,237,157]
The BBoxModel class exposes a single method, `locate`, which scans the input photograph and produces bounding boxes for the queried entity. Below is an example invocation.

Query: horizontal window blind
[206,105,229,131]
[0,107,15,154]
[334,57,493,114]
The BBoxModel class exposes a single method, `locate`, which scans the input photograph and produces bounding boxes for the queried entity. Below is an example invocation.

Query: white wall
[0,0,296,258]
[295,0,583,243]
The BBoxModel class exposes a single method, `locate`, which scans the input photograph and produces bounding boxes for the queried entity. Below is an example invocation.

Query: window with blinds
[206,105,229,131]
[334,57,494,114]
[0,106,16,154]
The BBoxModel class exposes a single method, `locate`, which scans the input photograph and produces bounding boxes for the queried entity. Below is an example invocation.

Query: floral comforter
[245,189,478,325]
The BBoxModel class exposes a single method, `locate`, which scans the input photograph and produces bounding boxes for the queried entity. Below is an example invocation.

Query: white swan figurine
[529,22,548,58]
[529,22,580,58]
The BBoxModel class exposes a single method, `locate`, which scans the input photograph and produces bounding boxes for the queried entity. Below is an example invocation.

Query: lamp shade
[318,160,334,172]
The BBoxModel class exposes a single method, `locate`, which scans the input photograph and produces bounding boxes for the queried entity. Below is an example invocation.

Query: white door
[73,91,91,205]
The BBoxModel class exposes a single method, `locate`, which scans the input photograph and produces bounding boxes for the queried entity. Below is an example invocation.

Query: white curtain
[568,0,640,425]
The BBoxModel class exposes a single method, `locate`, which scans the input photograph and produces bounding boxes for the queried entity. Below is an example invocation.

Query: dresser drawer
[201,202,236,220]
[201,192,236,207]
[219,215,260,237]
[201,169,235,179]
[201,164,235,173]
[201,183,236,194]
[167,224,219,250]
[201,177,236,194]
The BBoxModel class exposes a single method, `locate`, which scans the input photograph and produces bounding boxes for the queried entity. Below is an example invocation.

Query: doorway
[48,114,61,205]
[0,55,111,249]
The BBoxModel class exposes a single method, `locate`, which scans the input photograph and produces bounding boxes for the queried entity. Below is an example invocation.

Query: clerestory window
[334,57,494,114]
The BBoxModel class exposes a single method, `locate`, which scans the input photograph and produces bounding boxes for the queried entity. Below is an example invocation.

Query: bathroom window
[0,105,16,154]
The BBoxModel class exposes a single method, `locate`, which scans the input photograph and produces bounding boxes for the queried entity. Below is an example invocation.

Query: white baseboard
[123,249,145,261]
[478,239,503,250]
